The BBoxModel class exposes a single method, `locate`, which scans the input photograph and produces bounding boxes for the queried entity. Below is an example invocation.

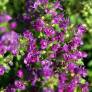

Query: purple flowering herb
[43,87,54,92]
[59,17,70,31]
[52,14,64,24]
[81,82,89,92]
[10,22,17,29]
[1,31,19,55]
[14,80,26,90]
[40,39,48,49]
[23,30,33,41]
[33,0,48,9]
[78,67,87,77]
[0,41,6,55]
[44,27,55,37]
[34,19,45,32]
[51,44,60,52]
[0,27,6,32]
[49,53,56,59]
[67,62,77,73]
[42,66,53,78]
[17,69,24,78]
[0,65,5,76]
[54,1,63,10]
[0,14,12,23]
[0,0,89,91]
[5,15,12,22]
[5,84,16,92]
[59,73,67,83]
[24,0,89,91]
[24,49,39,64]
[41,60,53,67]
[76,24,86,37]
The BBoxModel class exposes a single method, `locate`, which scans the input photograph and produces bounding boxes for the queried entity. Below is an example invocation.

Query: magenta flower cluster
[0,0,89,92]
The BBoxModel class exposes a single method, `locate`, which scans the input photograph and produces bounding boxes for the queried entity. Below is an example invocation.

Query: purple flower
[24,50,39,64]
[0,41,6,55]
[66,86,75,92]
[54,1,63,10]
[17,69,24,78]
[5,84,16,92]
[0,27,6,32]
[45,9,57,16]
[0,14,12,23]
[78,67,87,77]
[41,60,52,66]
[33,0,48,9]
[63,52,79,61]
[51,44,60,52]
[81,82,89,92]
[40,39,48,49]
[33,0,41,9]
[43,66,53,77]
[66,76,80,92]
[67,63,77,72]
[39,0,48,4]
[0,65,5,76]
[25,0,34,14]
[28,70,38,86]
[59,18,70,31]
[29,39,37,50]
[44,27,55,37]
[34,19,45,32]
[41,60,53,78]
[10,22,17,29]
[70,37,83,50]
[52,14,64,24]
[57,32,65,42]
[76,24,86,37]
[31,74,38,86]
[58,73,67,92]
[14,80,26,90]
[5,15,12,22]
[24,54,38,64]
[70,76,80,85]
[62,44,69,52]
[43,87,54,92]
[59,73,67,83]
[75,51,87,58]
[58,88,64,92]
[49,53,56,59]
[1,31,19,55]
[23,30,33,41]
[22,14,31,23]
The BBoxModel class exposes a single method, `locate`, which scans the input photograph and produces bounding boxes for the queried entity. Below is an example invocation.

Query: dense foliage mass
[0,0,89,92]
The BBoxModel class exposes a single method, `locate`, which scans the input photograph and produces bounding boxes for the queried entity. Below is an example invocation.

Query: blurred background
[0,0,92,91]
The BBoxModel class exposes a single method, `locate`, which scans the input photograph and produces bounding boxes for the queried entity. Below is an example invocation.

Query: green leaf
[0,0,8,6]
[80,78,86,84]
[16,55,21,61]
[88,60,92,67]
[74,86,81,92]
[0,22,8,27]
[76,59,84,65]
[47,3,53,9]
[0,55,4,64]
[53,24,61,32]
[88,69,92,77]
[44,14,52,21]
